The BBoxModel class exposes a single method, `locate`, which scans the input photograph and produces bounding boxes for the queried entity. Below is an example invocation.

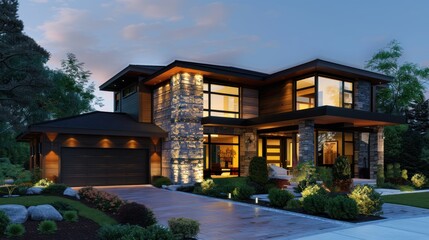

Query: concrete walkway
[100,185,429,239]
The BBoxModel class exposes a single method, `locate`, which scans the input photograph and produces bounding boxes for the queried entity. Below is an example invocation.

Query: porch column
[298,120,315,164]
[170,73,204,184]
[369,126,384,179]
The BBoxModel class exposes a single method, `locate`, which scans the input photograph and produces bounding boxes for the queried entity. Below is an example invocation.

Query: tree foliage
[366,40,429,115]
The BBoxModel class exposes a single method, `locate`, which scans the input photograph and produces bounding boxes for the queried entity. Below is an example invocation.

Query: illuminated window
[204,82,240,118]
[204,134,240,176]
[317,131,354,165]
[318,77,353,108]
[296,77,315,110]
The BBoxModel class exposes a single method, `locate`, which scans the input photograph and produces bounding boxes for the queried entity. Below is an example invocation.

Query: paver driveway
[100,185,347,240]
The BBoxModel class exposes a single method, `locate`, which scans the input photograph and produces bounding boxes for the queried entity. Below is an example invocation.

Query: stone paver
[101,185,346,240]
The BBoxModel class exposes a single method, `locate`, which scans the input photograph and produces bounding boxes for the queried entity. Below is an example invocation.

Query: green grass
[0,195,116,225]
[382,192,429,209]
[396,185,415,192]
[212,177,247,186]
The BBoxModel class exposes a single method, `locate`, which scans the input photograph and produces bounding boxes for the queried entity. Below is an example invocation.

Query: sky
[18,0,429,112]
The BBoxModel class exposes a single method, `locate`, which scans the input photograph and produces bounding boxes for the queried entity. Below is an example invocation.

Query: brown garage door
[61,148,149,186]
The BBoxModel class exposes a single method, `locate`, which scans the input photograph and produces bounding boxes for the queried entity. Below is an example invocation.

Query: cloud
[116,0,183,21]
[30,0,49,3]
[122,22,164,40]
[195,2,226,27]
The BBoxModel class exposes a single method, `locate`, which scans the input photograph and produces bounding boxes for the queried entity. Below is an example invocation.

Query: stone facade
[354,132,369,178]
[369,126,384,179]
[153,73,204,184]
[298,120,315,163]
[354,80,371,111]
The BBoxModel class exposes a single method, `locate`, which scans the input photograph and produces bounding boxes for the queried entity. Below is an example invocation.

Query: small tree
[248,156,268,185]
[332,156,352,192]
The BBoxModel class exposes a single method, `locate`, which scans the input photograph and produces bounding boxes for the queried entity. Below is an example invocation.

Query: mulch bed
[0,217,99,240]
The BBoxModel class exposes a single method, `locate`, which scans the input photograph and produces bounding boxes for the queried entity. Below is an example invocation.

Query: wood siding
[242,88,258,118]
[121,92,139,120]
[259,80,293,116]
[139,85,152,123]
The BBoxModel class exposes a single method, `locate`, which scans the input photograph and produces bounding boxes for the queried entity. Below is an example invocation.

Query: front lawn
[382,192,429,209]
[0,195,116,225]
[212,177,247,186]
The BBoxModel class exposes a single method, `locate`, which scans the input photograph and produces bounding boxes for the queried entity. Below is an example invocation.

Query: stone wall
[369,127,384,179]
[354,132,369,178]
[354,80,371,111]
[204,126,257,176]
[298,120,315,163]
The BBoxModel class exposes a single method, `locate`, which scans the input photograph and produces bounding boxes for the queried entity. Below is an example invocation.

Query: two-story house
[19,59,404,186]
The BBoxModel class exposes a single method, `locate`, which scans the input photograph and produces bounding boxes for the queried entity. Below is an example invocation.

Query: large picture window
[295,76,353,110]
[204,82,240,118]
[317,131,353,166]
[204,134,239,176]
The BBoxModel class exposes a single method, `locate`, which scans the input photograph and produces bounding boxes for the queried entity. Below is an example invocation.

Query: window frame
[203,134,240,176]
[122,84,137,98]
[204,80,241,118]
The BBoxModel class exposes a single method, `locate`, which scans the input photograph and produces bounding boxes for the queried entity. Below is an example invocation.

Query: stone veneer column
[369,127,384,179]
[240,129,257,176]
[169,73,204,184]
[354,132,369,177]
[354,80,371,111]
[298,120,315,164]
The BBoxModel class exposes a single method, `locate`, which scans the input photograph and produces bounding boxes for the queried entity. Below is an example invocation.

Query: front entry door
[261,138,293,168]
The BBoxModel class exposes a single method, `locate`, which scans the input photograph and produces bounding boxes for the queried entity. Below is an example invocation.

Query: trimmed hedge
[325,196,358,220]
[268,188,295,208]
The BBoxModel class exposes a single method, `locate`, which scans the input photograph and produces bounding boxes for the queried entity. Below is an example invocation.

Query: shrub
[5,224,25,238]
[201,179,216,193]
[333,156,351,180]
[51,201,78,214]
[325,196,358,220]
[98,224,142,240]
[285,199,302,210]
[63,210,79,222]
[316,167,333,190]
[411,173,427,188]
[152,176,172,188]
[38,220,57,234]
[301,184,327,199]
[141,224,175,240]
[168,217,200,240]
[268,188,295,208]
[34,178,54,187]
[232,184,255,200]
[0,211,11,236]
[248,156,268,186]
[291,162,316,183]
[348,185,383,216]
[401,169,408,181]
[78,187,124,212]
[42,183,68,195]
[393,163,402,179]
[117,202,157,228]
[302,193,327,215]
[385,164,394,179]
[376,164,385,187]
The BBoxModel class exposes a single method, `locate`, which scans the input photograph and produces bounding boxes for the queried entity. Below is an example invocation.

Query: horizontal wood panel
[61,148,149,186]
[260,81,293,115]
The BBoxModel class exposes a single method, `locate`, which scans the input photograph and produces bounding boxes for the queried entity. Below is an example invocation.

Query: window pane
[203,111,209,117]
[203,83,208,91]
[210,111,239,118]
[318,77,342,107]
[296,87,315,110]
[344,92,353,108]
[344,82,353,91]
[344,132,353,141]
[211,84,239,95]
[210,94,239,112]
[210,135,239,144]
[211,144,239,168]
[204,144,209,169]
[296,77,315,89]
[267,139,280,145]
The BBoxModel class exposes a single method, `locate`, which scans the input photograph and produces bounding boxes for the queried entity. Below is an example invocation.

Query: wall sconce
[151,144,159,153]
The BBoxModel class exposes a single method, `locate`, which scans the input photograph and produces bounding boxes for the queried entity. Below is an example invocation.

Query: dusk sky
[18,0,429,111]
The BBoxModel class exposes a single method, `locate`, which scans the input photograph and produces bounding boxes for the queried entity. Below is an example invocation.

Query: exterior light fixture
[228,193,231,199]
[255,197,259,204]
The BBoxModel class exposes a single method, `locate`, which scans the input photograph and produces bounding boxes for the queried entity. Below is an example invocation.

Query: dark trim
[100,65,164,91]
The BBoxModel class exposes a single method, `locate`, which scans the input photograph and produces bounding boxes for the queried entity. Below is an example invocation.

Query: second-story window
[122,84,137,98]
[204,82,240,118]
[296,77,315,110]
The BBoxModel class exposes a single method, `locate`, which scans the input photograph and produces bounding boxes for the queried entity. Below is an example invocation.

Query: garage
[61,148,149,186]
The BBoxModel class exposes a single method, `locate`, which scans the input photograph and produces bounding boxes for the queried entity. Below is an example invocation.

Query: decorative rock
[0,204,28,223]
[63,187,80,199]
[28,204,63,221]
[26,187,44,195]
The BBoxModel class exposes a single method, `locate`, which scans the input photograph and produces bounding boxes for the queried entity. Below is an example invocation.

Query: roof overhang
[100,65,164,91]
[202,106,405,130]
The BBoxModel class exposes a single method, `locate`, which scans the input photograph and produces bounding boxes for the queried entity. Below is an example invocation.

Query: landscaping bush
[42,183,68,195]
[348,185,383,216]
[152,176,172,188]
[201,179,216,193]
[98,224,142,240]
[268,188,295,208]
[285,199,302,210]
[332,156,352,192]
[0,211,11,236]
[117,202,157,228]
[401,169,408,181]
[98,224,174,240]
[63,210,79,222]
[291,162,316,183]
[376,164,385,187]
[301,184,327,199]
[51,201,78,214]
[232,184,255,200]
[5,224,25,238]
[385,164,394,179]
[411,173,427,188]
[325,196,358,220]
[393,163,402,179]
[316,167,333,190]
[38,220,57,234]
[141,224,175,240]
[78,187,124,212]
[34,178,54,187]
[248,156,268,192]
[168,217,200,240]
[302,193,327,215]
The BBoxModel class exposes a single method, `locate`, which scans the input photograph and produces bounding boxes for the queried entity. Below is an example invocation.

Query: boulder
[26,187,44,195]
[0,204,28,223]
[28,204,63,221]
[63,187,80,199]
